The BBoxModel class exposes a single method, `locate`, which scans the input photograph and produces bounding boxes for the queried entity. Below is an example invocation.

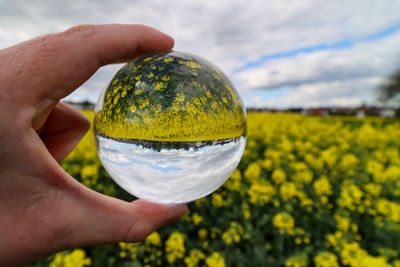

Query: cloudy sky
[1,0,399,108]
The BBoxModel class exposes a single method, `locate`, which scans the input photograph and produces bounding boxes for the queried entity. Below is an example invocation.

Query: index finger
[0,24,174,102]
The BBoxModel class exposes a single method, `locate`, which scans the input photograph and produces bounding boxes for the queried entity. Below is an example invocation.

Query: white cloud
[237,31,400,90]
[236,29,400,108]
[264,77,383,108]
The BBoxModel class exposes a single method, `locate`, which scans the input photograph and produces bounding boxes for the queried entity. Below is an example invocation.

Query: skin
[0,24,188,266]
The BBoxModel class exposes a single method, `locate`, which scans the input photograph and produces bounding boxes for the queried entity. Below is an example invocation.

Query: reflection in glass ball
[94,51,246,204]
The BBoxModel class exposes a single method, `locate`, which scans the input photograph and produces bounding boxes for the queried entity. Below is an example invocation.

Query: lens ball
[94,51,246,204]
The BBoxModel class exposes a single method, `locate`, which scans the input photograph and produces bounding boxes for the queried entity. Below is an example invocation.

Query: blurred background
[1,0,400,110]
[3,1,400,266]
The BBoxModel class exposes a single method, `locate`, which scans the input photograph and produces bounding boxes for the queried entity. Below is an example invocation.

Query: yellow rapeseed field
[31,111,400,267]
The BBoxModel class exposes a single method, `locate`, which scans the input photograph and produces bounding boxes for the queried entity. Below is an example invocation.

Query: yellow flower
[285,254,307,267]
[320,196,329,205]
[364,183,382,197]
[192,212,203,225]
[80,164,99,185]
[264,149,282,168]
[261,158,274,171]
[230,168,242,180]
[224,169,242,191]
[383,165,400,182]
[337,183,363,211]
[314,251,339,267]
[279,137,293,152]
[205,252,226,267]
[361,256,391,267]
[194,197,206,206]
[145,231,162,247]
[184,249,205,267]
[339,153,359,170]
[313,176,332,196]
[305,153,324,170]
[153,81,166,91]
[297,191,313,208]
[198,228,208,239]
[341,242,391,267]
[243,210,251,220]
[211,193,224,207]
[292,170,313,184]
[280,182,298,200]
[340,242,368,266]
[334,214,350,232]
[321,147,338,168]
[366,160,384,181]
[244,162,261,181]
[50,249,91,267]
[119,251,127,258]
[325,231,344,250]
[222,221,244,245]
[247,180,275,205]
[165,232,185,263]
[118,242,139,260]
[272,168,286,184]
[273,212,295,235]
[375,198,400,222]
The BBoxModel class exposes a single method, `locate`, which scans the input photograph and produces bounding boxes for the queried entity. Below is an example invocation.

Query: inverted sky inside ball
[94,51,247,203]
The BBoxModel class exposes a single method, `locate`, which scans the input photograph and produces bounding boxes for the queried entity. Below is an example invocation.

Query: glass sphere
[94,51,246,204]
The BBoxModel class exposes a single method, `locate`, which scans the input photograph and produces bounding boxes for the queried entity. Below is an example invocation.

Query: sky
[1,0,399,108]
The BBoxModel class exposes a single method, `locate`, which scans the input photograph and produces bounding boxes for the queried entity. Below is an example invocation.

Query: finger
[39,102,90,161]
[0,24,174,103]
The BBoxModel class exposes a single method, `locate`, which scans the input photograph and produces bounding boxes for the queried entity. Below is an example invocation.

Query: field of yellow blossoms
[30,111,400,267]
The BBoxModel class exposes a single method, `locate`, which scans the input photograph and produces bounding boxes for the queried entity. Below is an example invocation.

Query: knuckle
[62,24,96,39]
[123,220,150,243]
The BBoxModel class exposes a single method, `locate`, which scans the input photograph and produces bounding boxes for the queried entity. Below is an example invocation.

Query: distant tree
[379,68,400,103]
[378,67,400,116]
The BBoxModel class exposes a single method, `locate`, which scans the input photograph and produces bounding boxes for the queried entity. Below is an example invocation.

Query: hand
[0,24,187,266]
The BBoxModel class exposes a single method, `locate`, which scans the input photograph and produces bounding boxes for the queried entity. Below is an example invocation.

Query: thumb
[1,171,188,266]
[61,182,188,248]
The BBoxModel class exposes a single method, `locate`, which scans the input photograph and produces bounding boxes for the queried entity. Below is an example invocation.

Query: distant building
[380,109,395,117]
[246,105,396,117]
[62,100,95,110]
